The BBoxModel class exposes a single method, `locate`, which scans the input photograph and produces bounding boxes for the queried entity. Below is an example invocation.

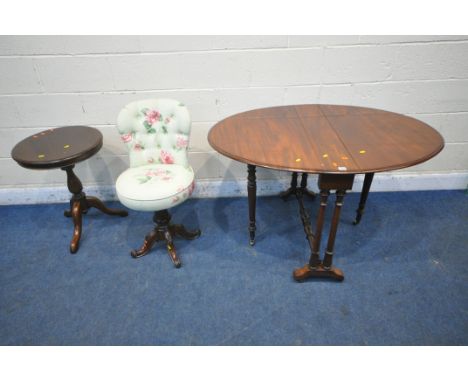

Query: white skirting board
[0,172,467,205]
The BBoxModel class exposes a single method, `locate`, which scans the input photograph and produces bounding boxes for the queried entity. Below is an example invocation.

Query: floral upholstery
[116,164,195,211]
[117,99,191,168]
[115,99,195,211]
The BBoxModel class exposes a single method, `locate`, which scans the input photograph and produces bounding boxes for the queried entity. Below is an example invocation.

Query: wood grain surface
[11,126,103,169]
[208,105,444,174]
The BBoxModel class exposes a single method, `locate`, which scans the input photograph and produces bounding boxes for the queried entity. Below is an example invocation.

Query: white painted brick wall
[0,58,42,93]
[0,35,467,194]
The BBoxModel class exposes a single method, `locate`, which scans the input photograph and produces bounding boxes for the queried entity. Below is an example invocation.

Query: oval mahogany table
[11,126,128,253]
[208,105,444,282]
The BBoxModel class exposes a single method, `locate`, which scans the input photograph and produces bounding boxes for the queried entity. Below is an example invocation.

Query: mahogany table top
[11,126,103,170]
[208,105,444,174]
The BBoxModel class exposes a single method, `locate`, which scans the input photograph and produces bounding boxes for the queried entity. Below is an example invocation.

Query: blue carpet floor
[0,190,467,345]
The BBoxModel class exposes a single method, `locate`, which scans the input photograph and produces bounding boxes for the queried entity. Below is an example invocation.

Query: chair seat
[116,164,195,211]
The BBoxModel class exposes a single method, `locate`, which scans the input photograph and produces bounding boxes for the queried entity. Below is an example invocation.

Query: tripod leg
[70,200,82,254]
[131,229,159,258]
[164,229,181,268]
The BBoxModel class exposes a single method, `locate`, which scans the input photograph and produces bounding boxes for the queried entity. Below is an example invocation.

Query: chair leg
[164,229,181,268]
[130,209,200,268]
[131,228,159,258]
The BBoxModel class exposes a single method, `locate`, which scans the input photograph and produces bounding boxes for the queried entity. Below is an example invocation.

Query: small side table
[11,126,128,253]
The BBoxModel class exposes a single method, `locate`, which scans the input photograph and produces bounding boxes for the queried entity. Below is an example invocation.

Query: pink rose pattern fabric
[146,110,161,125]
[188,180,195,196]
[118,101,195,209]
[171,180,195,204]
[160,150,174,164]
[136,168,174,184]
[142,108,162,133]
[176,136,188,149]
[120,105,191,168]
[133,167,195,205]
[141,108,172,134]
[121,133,132,143]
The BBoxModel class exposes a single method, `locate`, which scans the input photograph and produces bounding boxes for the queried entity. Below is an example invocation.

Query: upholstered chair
[115,99,200,268]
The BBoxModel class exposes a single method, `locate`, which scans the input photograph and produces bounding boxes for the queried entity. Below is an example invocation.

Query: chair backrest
[116,99,191,168]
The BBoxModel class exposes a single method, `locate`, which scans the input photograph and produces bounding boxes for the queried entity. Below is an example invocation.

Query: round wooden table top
[11,126,103,169]
[208,105,444,174]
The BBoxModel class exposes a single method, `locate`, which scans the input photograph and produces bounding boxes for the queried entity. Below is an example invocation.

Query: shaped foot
[353,210,363,225]
[249,229,256,246]
[131,229,159,258]
[164,230,181,268]
[293,264,344,282]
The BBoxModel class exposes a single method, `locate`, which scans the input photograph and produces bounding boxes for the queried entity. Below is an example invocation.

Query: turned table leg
[321,189,347,278]
[247,164,257,246]
[295,187,328,270]
[353,172,374,225]
[62,164,127,253]
[309,189,330,268]
[293,174,354,282]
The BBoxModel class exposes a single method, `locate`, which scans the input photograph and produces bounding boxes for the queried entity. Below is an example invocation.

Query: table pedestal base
[293,173,354,282]
[293,264,344,281]
[63,165,128,253]
[279,172,316,201]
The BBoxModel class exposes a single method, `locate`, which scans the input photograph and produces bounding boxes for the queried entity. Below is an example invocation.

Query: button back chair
[115,99,200,268]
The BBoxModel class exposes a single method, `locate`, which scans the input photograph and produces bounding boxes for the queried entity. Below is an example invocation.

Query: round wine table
[208,105,444,282]
[11,126,128,253]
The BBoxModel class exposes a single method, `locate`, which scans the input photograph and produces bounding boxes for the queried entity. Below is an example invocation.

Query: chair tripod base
[131,210,201,268]
[293,264,344,282]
